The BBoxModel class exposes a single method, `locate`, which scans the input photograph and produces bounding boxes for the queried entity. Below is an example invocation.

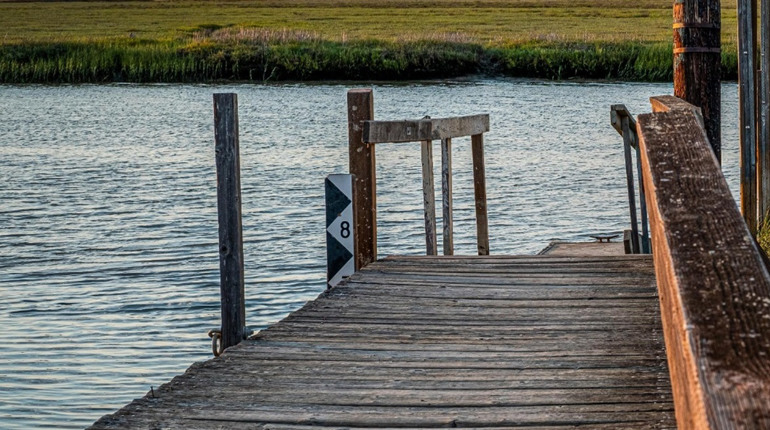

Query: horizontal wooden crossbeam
[363,114,489,143]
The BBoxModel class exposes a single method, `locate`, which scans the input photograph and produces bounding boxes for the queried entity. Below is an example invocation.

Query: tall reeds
[0,30,739,83]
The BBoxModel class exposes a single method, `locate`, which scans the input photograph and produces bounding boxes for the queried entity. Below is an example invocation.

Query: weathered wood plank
[420,140,438,255]
[738,0,759,232]
[761,0,770,225]
[621,114,640,254]
[91,256,673,429]
[347,89,377,269]
[637,109,770,429]
[441,137,453,255]
[97,404,674,429]
[610,104,637,144]
[471,133,490,255]
[363,114,489,143]
[213,93,246,350]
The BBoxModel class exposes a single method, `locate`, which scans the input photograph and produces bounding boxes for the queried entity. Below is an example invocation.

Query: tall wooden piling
[759,0,770,225]
[347,89,377,269]
[672,0,721,162]
[738,0,758,233]
[213,93,246,351]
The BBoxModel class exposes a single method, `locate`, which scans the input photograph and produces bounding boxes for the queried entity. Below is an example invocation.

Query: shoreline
[0,38,739,84]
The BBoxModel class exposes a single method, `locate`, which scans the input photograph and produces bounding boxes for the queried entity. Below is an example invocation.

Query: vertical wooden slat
[441,137,453,255]
[759,0,770,225]
[622,116,640,254]
[672,0,721,162]
[471,134,489,256]
[421,140,438,255]
[347,89,376,269]
[739,0,758,233]
[635,145,651,254]
[213,93,246,351]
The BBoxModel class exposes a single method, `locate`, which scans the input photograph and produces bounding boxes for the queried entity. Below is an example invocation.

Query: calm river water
[0,79,740,429]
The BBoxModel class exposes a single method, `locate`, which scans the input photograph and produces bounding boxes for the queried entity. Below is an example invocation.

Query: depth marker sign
[326,174,355,288]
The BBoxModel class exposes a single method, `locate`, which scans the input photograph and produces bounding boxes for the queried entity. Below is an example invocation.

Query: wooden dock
[91,253,675,429]
[91,93,770,428]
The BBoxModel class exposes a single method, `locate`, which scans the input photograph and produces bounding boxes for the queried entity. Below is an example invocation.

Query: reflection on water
[0,79,739,429]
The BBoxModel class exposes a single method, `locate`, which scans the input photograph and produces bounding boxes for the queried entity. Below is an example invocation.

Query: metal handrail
[611,105,650,254]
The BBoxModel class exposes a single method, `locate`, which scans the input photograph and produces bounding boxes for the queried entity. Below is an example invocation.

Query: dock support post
[441,138,453,255]
[759,0,770,226]
[213,93,246,351]
[422,140,438,255]
[347,89,376,269]
[471,134,489,255]
[673,0,721,163]
[738,0,758,233]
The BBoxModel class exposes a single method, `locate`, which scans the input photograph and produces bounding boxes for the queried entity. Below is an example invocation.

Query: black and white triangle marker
[326,174,355,288]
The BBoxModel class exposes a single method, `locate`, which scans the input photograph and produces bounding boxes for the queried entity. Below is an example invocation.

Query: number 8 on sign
[325,174,355,288]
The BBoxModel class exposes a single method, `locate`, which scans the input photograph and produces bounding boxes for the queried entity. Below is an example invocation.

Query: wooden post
[635,144,651,254]
[621,115,641,254]
[738,0,758,233]
[673,0,721,162]
[347,89,376,269]
[759,0,770,226]
[471,134,489,256]
[441,137,453,255]
[213,93,246,351]
[421,140,438,255]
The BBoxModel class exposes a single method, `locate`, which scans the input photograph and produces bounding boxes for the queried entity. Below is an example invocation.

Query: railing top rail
[649,95,706,130]
[363,114,489,144]
[636,100,770,429]
[610,104,636,137]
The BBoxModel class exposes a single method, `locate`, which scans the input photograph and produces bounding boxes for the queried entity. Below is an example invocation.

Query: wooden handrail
[610,104,649,253]
[636,98,770,428]
[347,90,489,259]
[362,114,489,144]
[650,95,706,129]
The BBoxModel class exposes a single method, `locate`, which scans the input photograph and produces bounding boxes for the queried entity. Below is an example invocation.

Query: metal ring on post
[208,329,223,357]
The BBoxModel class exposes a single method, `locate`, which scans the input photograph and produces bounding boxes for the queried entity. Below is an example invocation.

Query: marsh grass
[758,211,770,258]
[0,0,741,83]
[0,33,739,83]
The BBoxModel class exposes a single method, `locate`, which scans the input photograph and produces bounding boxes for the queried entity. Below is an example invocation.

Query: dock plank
[90,255,674,429]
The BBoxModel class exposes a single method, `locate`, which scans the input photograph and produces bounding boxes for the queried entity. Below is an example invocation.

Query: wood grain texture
[421,140,438,255]
[471,133,489,255]
[636,109,770,429]
[621,114,640,254]
[90,255,674,429]
[610,104,637,143]
[760,0,770,225]
[673,0,721,162]
[213,93,246,350]
[649,95,705,128]
[363,114,489,143]
[738,0,758,233]
[347,89,377,269]
[441,137,453,255]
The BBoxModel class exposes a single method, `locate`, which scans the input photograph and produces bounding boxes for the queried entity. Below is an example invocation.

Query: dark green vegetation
[0,0,740,83]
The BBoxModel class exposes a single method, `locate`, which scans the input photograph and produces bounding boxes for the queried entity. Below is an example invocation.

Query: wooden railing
[610,104,650,254]
[636,95,770,428]
[347,89,490,265]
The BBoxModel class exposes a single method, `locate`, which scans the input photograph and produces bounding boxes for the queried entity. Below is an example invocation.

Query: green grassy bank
[0,34,739,83]
[0,0,740,83]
